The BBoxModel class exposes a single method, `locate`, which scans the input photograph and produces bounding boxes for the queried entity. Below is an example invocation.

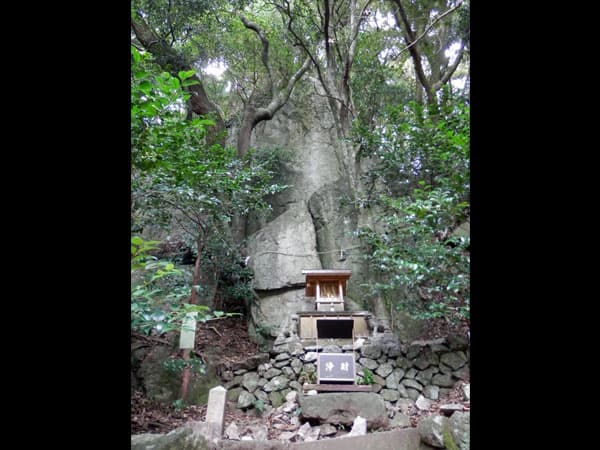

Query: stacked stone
[222,331,469,414]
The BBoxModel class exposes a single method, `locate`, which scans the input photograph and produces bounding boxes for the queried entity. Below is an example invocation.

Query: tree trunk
[190,238,204,305]
[237,109,258,158]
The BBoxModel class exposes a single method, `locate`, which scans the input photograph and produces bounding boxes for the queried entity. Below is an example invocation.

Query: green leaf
[178,70,196,81]
[169,77,181,90]
[131,46,141,63]
[138,81,153,94]
[131,236,143,246]
[182,79,200,87]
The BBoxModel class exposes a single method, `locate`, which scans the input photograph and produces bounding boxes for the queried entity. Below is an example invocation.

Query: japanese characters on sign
[317,353,355,383]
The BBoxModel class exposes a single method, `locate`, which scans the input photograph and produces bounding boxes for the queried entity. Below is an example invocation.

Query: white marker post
[206,386,227,441]
[180,312,198,349]
[179,312,198,400]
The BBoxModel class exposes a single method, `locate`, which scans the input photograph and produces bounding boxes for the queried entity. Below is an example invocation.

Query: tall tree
[131,48,287,400]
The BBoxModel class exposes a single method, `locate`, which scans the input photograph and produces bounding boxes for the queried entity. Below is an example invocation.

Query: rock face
[241,82,436,339]
[249,84,342,213]
[306,181,363,298]
[133,340,221,404]
[246,86,369,325]
[298,392,388,430]
[249,288,313,339]
[247,205,322,291]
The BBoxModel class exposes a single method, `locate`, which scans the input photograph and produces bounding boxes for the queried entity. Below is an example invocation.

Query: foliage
[355,95,470,325]
[131,45,287,232]
[299,370,316,384]
[351,22,414,129]
[162,353,207,376]
[131,44,286,336]
[357,367,375,385]
[132,0,232,52]
[131,234,240,335]
[131,236,186,335]
[172,398,185,411]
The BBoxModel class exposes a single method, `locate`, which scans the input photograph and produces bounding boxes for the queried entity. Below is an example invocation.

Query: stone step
[293,427,420,450]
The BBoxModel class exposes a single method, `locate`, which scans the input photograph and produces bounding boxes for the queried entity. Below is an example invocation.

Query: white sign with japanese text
[317,353,355,383]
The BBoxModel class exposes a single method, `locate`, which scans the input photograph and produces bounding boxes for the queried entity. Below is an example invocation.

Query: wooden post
[180,349,191,401]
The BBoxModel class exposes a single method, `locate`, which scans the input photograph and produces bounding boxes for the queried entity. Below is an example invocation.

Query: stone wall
[218,321,469,415]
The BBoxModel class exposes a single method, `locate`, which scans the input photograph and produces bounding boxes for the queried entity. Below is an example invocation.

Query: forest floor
[131,316,469,437]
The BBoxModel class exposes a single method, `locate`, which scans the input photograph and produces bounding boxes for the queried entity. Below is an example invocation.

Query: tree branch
[166,0,176,46]
[257,55,312,123]
[433,42,465,91]
[238,14,275,97]
[146,192,206,233]
[389,0,434,104]
[274,2,329,105]
[324,0,332,67]
[344,0,373,118]
[395,0,464,57]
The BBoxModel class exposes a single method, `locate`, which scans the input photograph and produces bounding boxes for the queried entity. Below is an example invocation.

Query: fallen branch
[208,326,222,337]
[132,332,172,346]
[131,342,152,352]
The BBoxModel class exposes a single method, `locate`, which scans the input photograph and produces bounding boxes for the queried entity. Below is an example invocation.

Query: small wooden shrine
[299,269,371,392]
[303,269,351,312]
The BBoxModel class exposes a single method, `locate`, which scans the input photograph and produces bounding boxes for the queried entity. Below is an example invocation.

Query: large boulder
[132,425,292,450]
[298,392,388,430]
[306,181,361,283]
[134,339,222,405]
[131,422,211,450]
[447,411,470,449]
[247,204,321,291]
[250,288,313,339]
[417,415,448,448]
